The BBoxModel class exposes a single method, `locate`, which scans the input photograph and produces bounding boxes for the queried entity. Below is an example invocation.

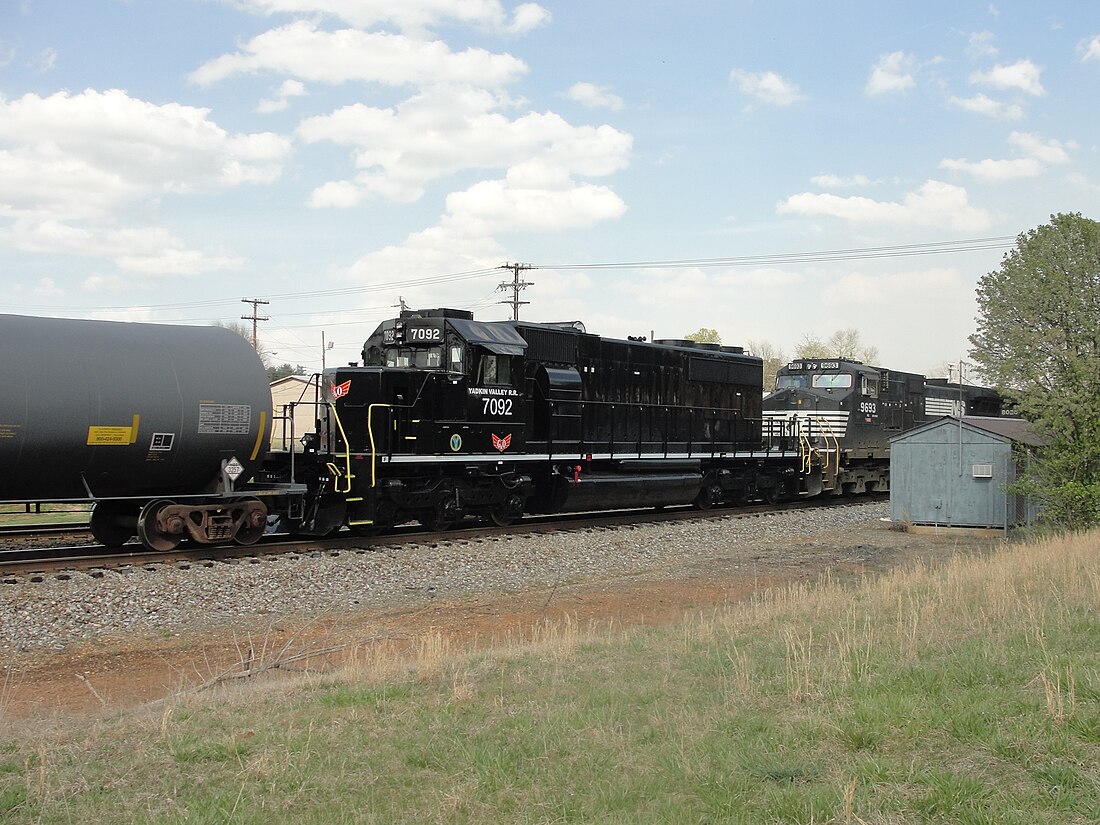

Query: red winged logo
[331,379,352,399]
[491,432,512,452]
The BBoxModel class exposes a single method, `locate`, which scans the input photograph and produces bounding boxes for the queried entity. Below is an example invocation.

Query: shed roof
[889,415,1046,447]
[961,416,1046,446]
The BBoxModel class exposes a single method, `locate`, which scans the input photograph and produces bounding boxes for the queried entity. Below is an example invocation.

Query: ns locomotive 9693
[762,358,1012,496]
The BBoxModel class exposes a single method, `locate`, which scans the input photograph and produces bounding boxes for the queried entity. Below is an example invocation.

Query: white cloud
[939,131,1072,182]
[966,31,998,60]
[821,268,962,307]
[564,82,624,111]
[729,69,805,106]
[297,85,631,205]
[947,93,1023,120]
[1008,131,1073,163]
[508,3,551,34]
[938,156,1041,181]
[1079,35,1100,63]
[865,51,915,96]
[0,89,287,274]
[811,174,871,188]
[777,180,990,231]
[969,59,1044,95]
[190,21,528,88]
[1,219,243,275]
[226,0,551,36]
[257,79,307,113]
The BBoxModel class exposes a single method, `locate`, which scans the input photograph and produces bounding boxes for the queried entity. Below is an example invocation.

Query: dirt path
[2,522,1004,720]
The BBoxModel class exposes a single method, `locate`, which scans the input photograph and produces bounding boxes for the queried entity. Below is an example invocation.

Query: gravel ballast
[1,503,894,653]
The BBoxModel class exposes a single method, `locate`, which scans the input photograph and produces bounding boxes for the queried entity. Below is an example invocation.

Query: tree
[267,363,307,382]
[747,339,786,393]
[685,327,721,344]
[969,212,1100,528]
[215,321,272,367]
[794,329,878,363]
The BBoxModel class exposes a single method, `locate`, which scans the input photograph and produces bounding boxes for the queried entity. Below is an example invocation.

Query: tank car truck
[762,358,1008,495]
[298,308,815,535]
[0,314,306,552]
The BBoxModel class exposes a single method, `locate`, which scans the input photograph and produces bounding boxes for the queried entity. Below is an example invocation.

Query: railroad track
[0,495,887,582]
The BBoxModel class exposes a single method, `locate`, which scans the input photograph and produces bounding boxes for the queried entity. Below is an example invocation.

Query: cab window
[775,374,809,389]
[478,353,512,385]
[449,344,465,372]
[811,373,853,389]
[861,375,879,398]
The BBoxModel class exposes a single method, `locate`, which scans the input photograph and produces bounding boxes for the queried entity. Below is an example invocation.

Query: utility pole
[497,262,535,321]
[240,297,269,351]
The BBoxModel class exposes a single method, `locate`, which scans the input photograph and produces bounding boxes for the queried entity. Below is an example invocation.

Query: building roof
[960,416,1047,447]
[890,415,1046,447]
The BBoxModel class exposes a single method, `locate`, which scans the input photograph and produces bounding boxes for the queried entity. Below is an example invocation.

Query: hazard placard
[224,457,245,481]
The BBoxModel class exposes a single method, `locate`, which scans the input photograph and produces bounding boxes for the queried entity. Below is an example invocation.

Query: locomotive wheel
[421,493,461,531]
[488,494,525,527]
[233,497,268,546]
[89,501,136,547]
[137,499,184,552]
[693,485,722,511]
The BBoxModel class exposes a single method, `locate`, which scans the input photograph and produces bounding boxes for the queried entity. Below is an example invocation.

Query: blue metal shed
[889,416,1042,529]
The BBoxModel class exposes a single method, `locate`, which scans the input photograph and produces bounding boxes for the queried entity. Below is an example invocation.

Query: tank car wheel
[488,494,525,527]
[137,499,184,552]
[232,497,268,546]
[89,501,136,547]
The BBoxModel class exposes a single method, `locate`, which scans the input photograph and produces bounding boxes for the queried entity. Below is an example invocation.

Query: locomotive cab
[764,359,890,456]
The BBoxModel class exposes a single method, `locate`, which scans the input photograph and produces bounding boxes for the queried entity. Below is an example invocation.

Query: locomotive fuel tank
[0,314,273,501]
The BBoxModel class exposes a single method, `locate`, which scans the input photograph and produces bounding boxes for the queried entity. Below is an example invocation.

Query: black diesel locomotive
[279,308,810,536]
[762,358,1010,495]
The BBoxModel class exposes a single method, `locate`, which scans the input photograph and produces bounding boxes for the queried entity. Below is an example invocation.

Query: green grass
[2,530,1099,823]
[0,503,90,526]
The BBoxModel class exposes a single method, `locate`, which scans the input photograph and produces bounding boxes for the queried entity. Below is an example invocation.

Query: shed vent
[972,463,994,479]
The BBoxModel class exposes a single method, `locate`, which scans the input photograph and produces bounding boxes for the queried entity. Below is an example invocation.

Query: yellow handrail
[327,402,354,493]
[367,403,391,488]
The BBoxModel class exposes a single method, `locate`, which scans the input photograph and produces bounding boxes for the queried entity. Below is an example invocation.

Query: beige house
[269,375,320,452]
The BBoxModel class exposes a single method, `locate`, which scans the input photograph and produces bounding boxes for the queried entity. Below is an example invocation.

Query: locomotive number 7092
[482,398,513,416]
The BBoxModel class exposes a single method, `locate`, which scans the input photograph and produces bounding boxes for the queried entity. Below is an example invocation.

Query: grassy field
[2,529,1098,823]
[0,504,90,527]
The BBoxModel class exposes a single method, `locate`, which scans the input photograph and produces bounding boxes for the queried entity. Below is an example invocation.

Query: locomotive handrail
[367,403,392,488]
[326,402,354,494]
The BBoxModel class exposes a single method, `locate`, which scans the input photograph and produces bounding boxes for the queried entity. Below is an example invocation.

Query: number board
[403,322,444,346]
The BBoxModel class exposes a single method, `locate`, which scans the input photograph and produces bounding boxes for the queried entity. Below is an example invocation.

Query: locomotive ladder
[800,415,841,490]
[342,403,393,529]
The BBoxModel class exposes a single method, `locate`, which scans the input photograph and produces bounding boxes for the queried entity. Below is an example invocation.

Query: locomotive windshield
[775,374,810,389]
[384,346,443,369]
[812,373,853,389]
[774,372,854,390]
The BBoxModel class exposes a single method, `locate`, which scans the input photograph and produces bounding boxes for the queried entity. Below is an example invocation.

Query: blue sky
[1,1,1097,377]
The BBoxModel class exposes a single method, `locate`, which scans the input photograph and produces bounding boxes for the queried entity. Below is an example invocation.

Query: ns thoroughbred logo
[491,432,512,453]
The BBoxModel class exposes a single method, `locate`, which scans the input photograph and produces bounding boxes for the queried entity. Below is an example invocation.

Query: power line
[539,235,1016,271]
